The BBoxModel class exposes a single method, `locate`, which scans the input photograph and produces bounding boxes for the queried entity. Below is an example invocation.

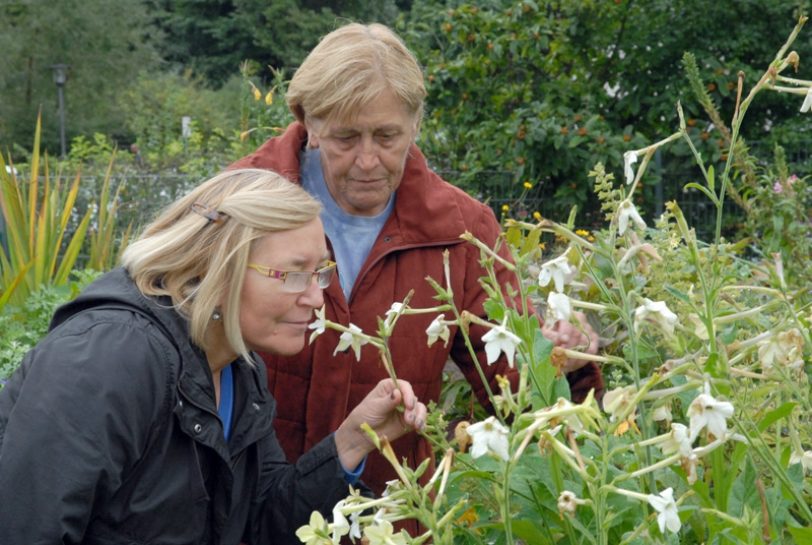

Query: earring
[211,309,222,321]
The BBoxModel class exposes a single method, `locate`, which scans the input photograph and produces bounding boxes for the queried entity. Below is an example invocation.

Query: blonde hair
[287,22,427,125]
[121,168,321,362]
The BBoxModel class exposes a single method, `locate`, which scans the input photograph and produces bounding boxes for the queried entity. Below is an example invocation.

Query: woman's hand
[541,311,599,373]
[334,379,427,471]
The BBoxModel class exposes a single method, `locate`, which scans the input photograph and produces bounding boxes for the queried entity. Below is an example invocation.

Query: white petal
[801,87,812,113]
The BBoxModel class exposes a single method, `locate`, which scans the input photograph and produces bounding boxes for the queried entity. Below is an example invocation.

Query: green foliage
[0,116,93,309]
[0,269,100,385]
[149,0,403,85]
[400,0,812,220]
[0,0,159,155]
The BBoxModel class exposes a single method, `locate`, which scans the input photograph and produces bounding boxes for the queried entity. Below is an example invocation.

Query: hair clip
[191,202,228,224]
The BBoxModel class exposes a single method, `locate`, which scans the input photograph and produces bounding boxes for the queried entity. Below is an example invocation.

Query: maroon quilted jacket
[230,123,604,501]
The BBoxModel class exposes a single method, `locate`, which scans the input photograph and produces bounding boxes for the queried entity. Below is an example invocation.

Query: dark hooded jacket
[0,268,350,545]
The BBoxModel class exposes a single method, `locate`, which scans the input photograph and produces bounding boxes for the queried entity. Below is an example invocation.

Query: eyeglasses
[247,260,337,293]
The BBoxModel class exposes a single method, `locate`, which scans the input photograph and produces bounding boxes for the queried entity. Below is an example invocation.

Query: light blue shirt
[300,148,394,300]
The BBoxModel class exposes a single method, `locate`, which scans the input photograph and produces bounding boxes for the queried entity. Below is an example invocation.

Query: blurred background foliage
[1,0,810,229]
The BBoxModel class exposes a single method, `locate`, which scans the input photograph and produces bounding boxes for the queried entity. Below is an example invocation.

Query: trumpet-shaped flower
[634,298,678,336]
[363,520,406,545]
[617,199,647,235]
[602,385,637,421]
[383,302,404,331]
[652,404,672,422]
[333,323,368,361]
[426,314,451,347]
[687,389,734,441]
[330,501,350,543]
[481,319,522,367]
[801,87,812,113]
[647,487,681,534]
[308,306,327,344]
[296,511,332,545]
[546,292,572,322]
[789,450,812,474]
[538,253,576,293]
[466,416,510,461]
[659,423,693,458]
[623,150,638,185]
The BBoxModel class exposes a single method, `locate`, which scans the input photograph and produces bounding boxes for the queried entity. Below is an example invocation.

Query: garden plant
[295,18,812,545]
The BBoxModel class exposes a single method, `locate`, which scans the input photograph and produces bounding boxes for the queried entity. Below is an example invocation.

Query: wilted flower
[308,306,327,344]
[634,298,678,336]
[296,511,331,545]
[333,324,369,361]
[481,319,522,367]
[426,314,451,347]
[538,252,576,293]
[547,292,572,322]
[758,328,805,371]
[603,385,637,421]
[264,90,274,106]
[789,450,812,474]
[466,416,510,461]
[687,388,734,441]
[363,520,407,545]
[647,488,681,534]
[454,421,472,453]
[800,87,812,112]
[557,490,581,517]
[623,150,638,185]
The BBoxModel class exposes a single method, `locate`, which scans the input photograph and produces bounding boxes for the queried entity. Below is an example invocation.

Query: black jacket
[0,268,350,544]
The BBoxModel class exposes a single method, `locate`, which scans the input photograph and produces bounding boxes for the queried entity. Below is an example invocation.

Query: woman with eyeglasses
[0,168,427,545]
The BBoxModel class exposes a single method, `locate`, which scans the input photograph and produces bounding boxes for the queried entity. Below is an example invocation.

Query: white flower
[557,490,580,516]
[634,298,678,336]
[623,150,638,185]
[296,511,331,545]
[363,520,406,545]
[801,87,812,113]
[348,511,362,541]
[687,389,734,441]
[308,306,327,344]
[538,252,575,293]
[789,450,812,474]
[426,314,451,347]
[466,416,510,461]
[652,404,672,422]
[330,501,350,544]
[647,487,681,534]
[659,423,693,458]
[333,323,368,361]
[383,302,404,331]
[546,291,572,322]
[617,199,646,235]
[602,385,637,422]
[481,319,522,367]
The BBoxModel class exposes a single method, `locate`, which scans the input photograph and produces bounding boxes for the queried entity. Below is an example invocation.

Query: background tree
[400,0,812,223]
[0,0,159,155]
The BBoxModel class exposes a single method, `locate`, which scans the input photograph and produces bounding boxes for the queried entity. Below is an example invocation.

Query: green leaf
[683,182,719,205]
[787,526,812,543]
[664,284,691,304]
[757,402,797,433]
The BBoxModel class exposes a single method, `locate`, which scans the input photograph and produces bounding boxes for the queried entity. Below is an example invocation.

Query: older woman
[0,168,426,544]
[230,22,604,515]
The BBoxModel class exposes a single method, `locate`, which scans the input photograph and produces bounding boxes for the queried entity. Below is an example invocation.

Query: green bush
[0,269,100,385]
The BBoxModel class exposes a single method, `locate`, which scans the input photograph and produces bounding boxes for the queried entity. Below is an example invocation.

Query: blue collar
[218,363,234,441]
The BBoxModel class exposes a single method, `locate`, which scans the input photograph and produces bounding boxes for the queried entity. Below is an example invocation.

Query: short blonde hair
[287,22,427,125]
[121,168,321,362]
